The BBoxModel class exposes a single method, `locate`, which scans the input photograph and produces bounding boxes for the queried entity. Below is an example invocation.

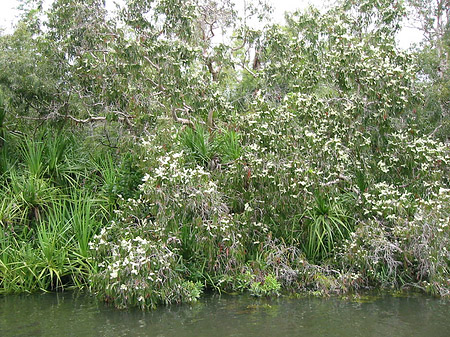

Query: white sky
[0,0,312,28]
[0,0,422,48]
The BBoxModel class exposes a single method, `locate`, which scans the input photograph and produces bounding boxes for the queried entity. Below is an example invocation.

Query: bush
[89,219,203,310]
[250,274,281,297]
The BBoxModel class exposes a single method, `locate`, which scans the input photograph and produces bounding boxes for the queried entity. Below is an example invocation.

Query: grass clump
[303,193,352,263]
[0,128,143,294]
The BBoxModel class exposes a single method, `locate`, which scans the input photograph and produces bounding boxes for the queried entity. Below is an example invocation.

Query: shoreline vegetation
[0,0,449,310]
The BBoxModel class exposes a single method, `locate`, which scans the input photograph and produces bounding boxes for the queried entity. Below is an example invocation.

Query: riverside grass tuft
[0,130,142,294]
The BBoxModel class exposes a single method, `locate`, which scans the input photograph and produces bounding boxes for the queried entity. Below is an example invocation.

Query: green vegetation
[250,274,281,297]
[0,130,142,293]
[0,0,449,309]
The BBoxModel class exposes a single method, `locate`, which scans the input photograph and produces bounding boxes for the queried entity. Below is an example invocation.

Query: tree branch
[243,64,257,77]
[171,107,195,128]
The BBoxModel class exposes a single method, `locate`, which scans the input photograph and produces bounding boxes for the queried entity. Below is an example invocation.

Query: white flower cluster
[363,182,413,221]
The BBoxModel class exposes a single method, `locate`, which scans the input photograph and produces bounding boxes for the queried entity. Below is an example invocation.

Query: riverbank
[1,0,449,309]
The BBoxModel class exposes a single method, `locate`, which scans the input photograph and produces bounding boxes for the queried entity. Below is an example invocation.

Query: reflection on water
[0,291,449,337]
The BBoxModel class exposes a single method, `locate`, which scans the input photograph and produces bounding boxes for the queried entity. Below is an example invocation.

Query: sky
[0,0,314,29]
[0,0,422,48]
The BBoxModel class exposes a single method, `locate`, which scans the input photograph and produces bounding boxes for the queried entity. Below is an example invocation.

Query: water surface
[1,291,448,336]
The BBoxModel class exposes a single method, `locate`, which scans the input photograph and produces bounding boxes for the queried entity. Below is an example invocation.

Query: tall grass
[91,153,119,212]
[303,193,352,262]
[69,191,101,258]
[35,203,72,290]
[0,193,21,229]
[0,130,121,293]
[180,125,214,166]
[180,125,243,167]
[0,192,105,293]
[20,136,46,178]
[0,230,36,293]
[0,96,5,151]
[44,132,80,187]
[217,128,241,163]
[9,170,59,226]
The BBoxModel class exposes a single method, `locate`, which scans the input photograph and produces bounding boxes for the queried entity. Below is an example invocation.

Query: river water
[0,291,448,336]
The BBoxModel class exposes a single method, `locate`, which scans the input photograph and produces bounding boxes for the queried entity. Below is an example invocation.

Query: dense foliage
[0,0,449,309]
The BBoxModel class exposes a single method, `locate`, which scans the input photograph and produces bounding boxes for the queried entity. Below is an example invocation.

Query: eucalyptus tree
[242,0,418,131]
[0,0,124,126]
[116,0,270,128]
[0,4,57,120]
[0,0,243,129]
[407,0,450,139]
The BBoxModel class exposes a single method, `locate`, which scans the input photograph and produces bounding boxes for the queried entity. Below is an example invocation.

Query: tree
[407,0,450,139]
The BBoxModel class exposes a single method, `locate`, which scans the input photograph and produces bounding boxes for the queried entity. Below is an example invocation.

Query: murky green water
[1,291,449,337]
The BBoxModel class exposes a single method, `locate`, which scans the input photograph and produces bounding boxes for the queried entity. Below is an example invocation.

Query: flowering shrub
[84,1,450,309]
[90,220,203,310]
[363,182,415,222]
[338,188,450,294]
[397,188,450,296]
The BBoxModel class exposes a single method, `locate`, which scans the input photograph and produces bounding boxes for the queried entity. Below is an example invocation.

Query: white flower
[377,160,389,173]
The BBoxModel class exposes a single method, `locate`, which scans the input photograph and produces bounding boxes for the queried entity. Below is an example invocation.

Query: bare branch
[243,64,257,77]
[16,111,134,126]
[143,55,161,72]
[172,107,195,128]
[231,32,247,51]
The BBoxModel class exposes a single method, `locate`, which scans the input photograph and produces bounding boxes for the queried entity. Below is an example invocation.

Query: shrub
[89,219,203,310]
[250,274,281,297]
